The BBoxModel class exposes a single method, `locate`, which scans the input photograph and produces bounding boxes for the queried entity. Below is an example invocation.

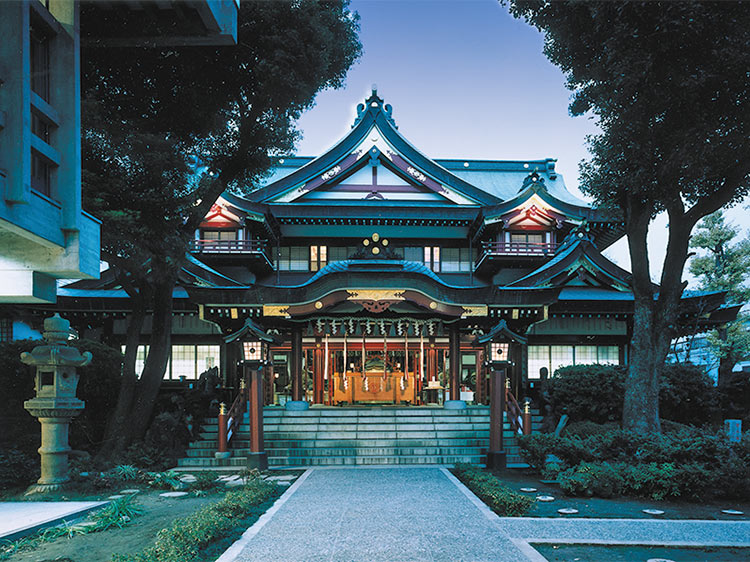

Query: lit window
[441,247,472,273]
[202,230,237,241]
[310,245,327,271]
[528,344,621,378]
[170,345,196,380]
[424,246,440,272]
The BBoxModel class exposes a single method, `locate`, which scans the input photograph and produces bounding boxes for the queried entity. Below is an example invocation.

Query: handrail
[218,380,246,455]
[481,241,557,255]
[505,385,525,435]
[226,380,246,446]
[188,239,267,254]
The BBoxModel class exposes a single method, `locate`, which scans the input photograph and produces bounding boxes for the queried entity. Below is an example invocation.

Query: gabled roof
[506,232,632,291]
[241,89,503,207]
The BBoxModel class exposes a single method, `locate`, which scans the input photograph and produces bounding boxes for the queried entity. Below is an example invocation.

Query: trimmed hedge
[113,478,278,562]
[452,463,533,517]
[519,428,750,500]
[544,363,718,426]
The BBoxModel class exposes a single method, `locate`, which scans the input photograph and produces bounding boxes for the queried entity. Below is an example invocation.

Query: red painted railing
[481,241,558,256]
[189,239,267,254]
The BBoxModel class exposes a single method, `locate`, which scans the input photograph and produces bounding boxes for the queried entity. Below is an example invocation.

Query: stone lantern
[21,314,91,494]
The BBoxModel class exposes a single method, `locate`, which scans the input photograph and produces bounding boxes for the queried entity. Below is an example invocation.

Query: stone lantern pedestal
[21,314,91,494]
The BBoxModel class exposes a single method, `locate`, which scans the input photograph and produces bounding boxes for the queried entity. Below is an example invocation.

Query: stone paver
[220,467,528,562]
[0,501,107,541]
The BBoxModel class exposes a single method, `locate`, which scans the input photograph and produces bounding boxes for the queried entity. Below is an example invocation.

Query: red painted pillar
[488,367,507,469]
[245,362,268,470]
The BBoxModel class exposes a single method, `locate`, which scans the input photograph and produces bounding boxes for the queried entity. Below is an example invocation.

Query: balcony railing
[188,239,268,254]
[481,241,558,256]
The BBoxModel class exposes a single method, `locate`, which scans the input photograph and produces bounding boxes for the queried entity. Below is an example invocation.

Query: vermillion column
[487,367,507,468]
[314,345,324,404]
[245,363,268,470]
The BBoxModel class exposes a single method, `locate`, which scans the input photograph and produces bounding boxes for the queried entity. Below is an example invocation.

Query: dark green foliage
[520,427,750,500]
[564,421,620,438]
[191,471,220,491]
[718,371,750,427]
[452,463,533,517]
[543,363,718,427]
[0,448,38,491]
[659,363,718,426]
[113,479,277,562]
[0,338,122,484]
[508,0,750,435]
[545,364,626,424]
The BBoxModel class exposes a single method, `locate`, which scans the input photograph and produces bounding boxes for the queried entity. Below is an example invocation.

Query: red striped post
[217,402,228,454]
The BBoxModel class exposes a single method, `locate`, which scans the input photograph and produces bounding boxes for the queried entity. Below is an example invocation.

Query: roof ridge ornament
[520,170,546,192]
[353,85,398,129]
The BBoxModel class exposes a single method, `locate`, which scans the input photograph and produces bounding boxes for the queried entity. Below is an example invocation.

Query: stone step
[267,454,485,467]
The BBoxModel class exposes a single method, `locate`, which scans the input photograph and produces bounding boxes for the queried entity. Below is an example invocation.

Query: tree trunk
[126,275,176,443]
[96,295,147,459]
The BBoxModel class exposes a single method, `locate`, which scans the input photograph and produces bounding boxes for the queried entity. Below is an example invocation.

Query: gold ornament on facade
[263,305,291,317]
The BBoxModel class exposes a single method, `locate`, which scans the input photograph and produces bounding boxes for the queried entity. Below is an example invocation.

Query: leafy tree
[689,211,750,384]
[81,1,361,456]
[508,1,750,433]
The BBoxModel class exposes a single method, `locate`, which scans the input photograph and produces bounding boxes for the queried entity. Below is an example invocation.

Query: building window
[31,151,52,197]
[30,24,51,102]
[0,319,12,342]
[329,246,357,262]
[403,247,422,262]
[278,246,308,271]
[202,230,237,241]
[441,247,473,272]
[510,232,545,244]
[31,112,51,143]
[528,344,620,379]
[310,245,327,271]
[121,344,219,380]
[424,246,440,272]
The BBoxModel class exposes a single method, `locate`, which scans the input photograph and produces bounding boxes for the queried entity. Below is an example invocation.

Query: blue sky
[292,0,748,281]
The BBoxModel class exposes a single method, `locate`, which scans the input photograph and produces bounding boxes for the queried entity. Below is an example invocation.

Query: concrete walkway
[0,501,107,542]
[218,467,750,562]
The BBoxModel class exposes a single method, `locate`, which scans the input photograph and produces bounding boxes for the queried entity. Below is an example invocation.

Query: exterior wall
[0,0,100,302]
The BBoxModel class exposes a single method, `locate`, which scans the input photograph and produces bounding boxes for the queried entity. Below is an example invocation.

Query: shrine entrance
[267,336,486,407]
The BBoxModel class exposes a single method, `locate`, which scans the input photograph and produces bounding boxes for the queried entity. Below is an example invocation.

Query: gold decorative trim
[263,305,290,317]
[346,290,405,301]
[461,305,488,318]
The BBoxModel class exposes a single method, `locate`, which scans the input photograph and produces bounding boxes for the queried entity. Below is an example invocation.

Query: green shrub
[0,338,122,453]
[191,471,220,491]
[0,447,38,490]
[659,363,718,426]
[564,420,621,437]
[558,462,625,498]
[453,463,533,517]
[520,427,750,501]
[545,364,627,424]
[543,362,719,427]
[114,479,277,562]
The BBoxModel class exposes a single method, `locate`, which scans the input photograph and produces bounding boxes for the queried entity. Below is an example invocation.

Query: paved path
[219,467,529,562]
[0,501,107,541]
[219,467,750,562]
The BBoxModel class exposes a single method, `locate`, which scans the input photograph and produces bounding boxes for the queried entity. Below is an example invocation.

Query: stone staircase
[176,406,540,470]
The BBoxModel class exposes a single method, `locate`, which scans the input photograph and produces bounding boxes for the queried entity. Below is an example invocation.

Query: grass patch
[112,476,279,562]
[452,463,533,517]
[0,496,143,560]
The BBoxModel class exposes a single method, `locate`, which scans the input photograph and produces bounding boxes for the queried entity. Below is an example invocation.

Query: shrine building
[45,90,736,467]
